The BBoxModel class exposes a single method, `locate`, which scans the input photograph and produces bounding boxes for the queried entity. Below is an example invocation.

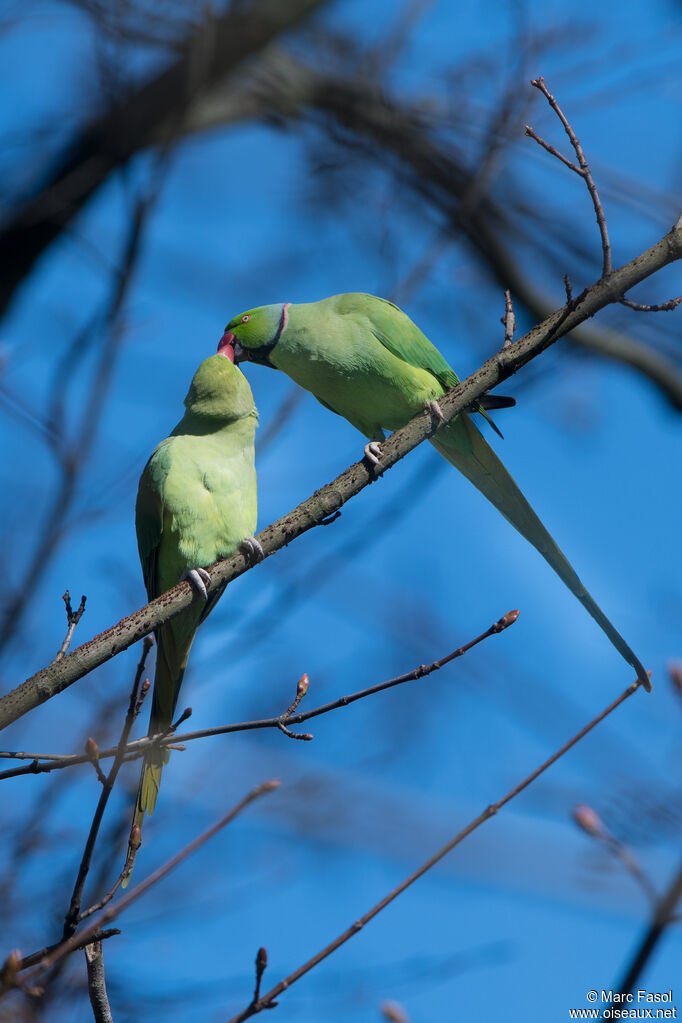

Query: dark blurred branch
[0,609,519,777]
[612,861,682,1002]
[0,187,156,656]
[2,216,679,729]
[226,679,642,1021]
[0,0,327,320]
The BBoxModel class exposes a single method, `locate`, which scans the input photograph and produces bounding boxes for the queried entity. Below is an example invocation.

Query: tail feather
[123,622,196,887]
[431,414,650,690]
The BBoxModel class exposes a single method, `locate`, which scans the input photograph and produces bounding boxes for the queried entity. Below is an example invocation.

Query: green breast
[272,302,444,437]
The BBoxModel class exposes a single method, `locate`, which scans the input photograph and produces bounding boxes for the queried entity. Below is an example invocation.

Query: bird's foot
[241,536,265,564]
[363,440,384,471]
[181,567,211,601]
[425,399,447,425]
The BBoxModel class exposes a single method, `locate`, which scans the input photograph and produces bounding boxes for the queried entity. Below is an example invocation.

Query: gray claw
[426,399,446,424]
[241,536,264,564]
[364,440,383,468]
[182,567,210,600]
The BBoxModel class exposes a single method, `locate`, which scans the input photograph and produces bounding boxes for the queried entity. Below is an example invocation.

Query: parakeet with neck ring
[218,292,649,691]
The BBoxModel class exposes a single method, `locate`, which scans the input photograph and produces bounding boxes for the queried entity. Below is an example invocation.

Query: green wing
[135,455,164,601]
[340,293,504,431]
[341,293,460,389]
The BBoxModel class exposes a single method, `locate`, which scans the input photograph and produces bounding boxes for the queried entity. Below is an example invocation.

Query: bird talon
[426,399,447,425]
[364,440,383,470]
[241,536,264,564]
[182,567,210,601]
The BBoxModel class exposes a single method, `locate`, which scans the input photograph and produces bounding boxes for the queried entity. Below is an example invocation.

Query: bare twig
[84,941,113,1023]
[53,591,87,662]
[501,288,515,347]
[84,738,107,786]
[2,217,677,729]
[526,76,612,276]
[16,780,279,982]
[0,611,519,776]
[620,295,682,313]
[226,679,643,1021]
[14,929,120,972]
[61,638,153,940]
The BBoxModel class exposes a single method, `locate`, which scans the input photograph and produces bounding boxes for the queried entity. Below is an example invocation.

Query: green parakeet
[218,292,649,690]
[133,353,259,835]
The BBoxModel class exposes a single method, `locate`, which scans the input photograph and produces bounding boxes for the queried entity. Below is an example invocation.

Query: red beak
[217,331,236,362]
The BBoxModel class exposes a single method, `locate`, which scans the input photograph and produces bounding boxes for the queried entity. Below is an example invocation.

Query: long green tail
[123,624,195,886]
[431,414,650,690]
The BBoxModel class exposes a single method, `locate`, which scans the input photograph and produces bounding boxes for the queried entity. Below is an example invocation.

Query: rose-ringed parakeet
[218,292,649,691]
[132,353,260,840]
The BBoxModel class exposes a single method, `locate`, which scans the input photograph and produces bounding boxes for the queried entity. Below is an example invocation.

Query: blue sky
[1,1,682,1020]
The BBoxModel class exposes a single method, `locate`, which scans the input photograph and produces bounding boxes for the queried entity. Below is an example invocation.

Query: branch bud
[668,661,682,696]
[128,824,142,852]
[1,949,21,988]
[256,946,268,971]
[572,803,605,838]
[85,737,99,760]
[297,673,310,696]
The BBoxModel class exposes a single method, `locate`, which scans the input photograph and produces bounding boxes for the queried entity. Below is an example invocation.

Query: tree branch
[84,941,113,1023]
[1,216,679,731]
[226,679,642,1021]
[0,609,518,777]
[61,638,152,940]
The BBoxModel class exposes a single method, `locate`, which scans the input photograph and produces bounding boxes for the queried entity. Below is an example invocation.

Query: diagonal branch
[0,215,679,731]
[226,679,642,1021]
[15,780,280,984]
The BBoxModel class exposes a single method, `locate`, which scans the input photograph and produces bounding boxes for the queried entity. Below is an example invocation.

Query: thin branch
[1,218,677,729]
[0,610,519,776]
[53,591,87,662]
[12,929,120,973]
[620,295,682,313]
[226,679,643,1021]
[84,941,113,1023]
[527,76,612,276]
[15,780,279,983]
[61,638,153,940]
[501,288,515,347]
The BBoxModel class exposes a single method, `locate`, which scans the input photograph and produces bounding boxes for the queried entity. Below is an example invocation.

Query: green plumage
[224,292,649,690]
[133,354,258,835]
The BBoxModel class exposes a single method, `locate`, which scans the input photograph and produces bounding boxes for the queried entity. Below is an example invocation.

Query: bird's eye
[242,314,250,323]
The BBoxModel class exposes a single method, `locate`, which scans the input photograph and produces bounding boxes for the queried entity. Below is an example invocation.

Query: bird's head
[218,303,290,368]
[185,354,256,421]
